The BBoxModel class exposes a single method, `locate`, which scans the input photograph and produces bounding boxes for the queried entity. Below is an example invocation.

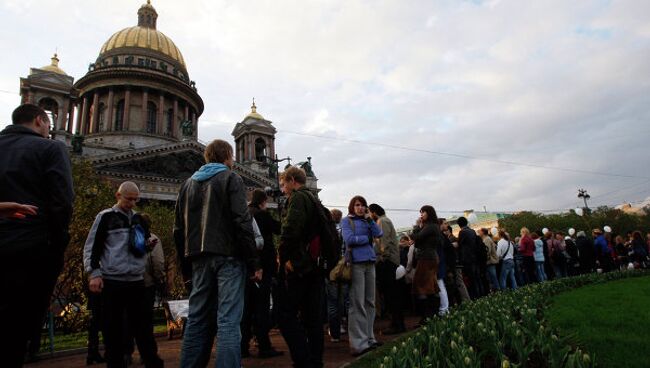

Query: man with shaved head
[83,181,163,368]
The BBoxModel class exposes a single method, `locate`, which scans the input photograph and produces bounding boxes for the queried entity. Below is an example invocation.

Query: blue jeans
[486,264,500,290]
[180,255,245,368]
[499,259,517,290]
[536,261,547,282]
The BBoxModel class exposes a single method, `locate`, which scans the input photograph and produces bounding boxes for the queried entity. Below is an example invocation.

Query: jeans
[451,267,471,303]
[375,261,404,330]
[499,259,517,290]
[437,279,449,313]
[241,274,274,353]
[536,261,547,282]
[486,264,500,290]
[180,255,245,368]
[326,280,349,340]
[277,269,324,368]
[523,256,536,285]
[348,263,376,353]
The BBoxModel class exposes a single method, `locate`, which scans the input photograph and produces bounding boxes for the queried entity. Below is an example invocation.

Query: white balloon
[568,228,576,236]
[542,228,549,235]
[467,213,478,224]
[491,227,498,235]
[575,208,584,217]
[604,226,612,233]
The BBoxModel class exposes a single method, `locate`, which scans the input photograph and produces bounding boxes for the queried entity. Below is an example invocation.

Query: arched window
[146,101,157,134]
[98,103,106,132]
[38,97,58,131]
[115,99,125,131]
[255,138,267,161]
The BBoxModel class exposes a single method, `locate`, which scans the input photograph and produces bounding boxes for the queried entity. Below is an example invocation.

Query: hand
[0,202,38,219]
[89,276,103,293]
[284,260,294,273]
[251,269,263,282]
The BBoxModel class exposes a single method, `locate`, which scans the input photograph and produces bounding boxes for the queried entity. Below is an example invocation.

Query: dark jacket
[458,226,477,266]
[173,170,258,277]
[278,187,318,275]
[410,222,441,261]
[0,125,73,257]
[249,204,281,276]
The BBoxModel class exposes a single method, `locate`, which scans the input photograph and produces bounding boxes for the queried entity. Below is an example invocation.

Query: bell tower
[231,99,277,164]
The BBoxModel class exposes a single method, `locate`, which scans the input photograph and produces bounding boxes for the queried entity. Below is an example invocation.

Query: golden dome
[99,26,186,69]
[40,53,67,75]
[246,99,265,120]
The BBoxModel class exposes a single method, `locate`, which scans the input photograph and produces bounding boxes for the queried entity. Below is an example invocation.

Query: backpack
[475,235,488,265]
[304,192,342,274]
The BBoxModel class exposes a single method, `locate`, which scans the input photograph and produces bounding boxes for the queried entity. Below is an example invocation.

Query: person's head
[531,232,539,240]
[592,228,603,237]
[12,104,50,138]
[250,188,268,209]
[279,166,306,196]
[615,235,624,244]
[555,232,564,240]
[399,235,410,246]
[520,227,530,237]
[498,230,509,241]
[348,195,368,217]
[577,230,586,238]
[457,216,468,228]
[368,203,385,221]
[204,139,233,168]
[116,181,140,211]
[632,231,643,242]
[479,228,489,237]
[330,208,342,223]
[419,205,438,224]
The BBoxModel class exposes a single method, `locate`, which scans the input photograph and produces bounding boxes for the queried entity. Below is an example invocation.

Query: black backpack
[304,192,342,274]
[475,235,488,265]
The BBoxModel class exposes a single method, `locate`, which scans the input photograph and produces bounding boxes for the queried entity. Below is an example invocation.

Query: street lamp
[577,188,591,210]
[261,154,291,198]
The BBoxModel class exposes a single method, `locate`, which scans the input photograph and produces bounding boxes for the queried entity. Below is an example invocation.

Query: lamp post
[261,154,291,198]
[577,188,591,211]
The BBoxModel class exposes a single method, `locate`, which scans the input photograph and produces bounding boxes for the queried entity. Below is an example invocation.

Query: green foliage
[548,276,650,368]
[498,208,650,238]
[351,270,650,368]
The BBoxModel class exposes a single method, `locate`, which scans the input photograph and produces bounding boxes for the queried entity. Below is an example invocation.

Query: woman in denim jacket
[340,195,383,356]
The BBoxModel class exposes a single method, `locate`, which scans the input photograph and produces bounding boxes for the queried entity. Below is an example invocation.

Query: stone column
[124,88,131,131]
[191,109,197,139]
[173,98,178,138]
[106,88,114,132]
[75,100,82,134]
[80,96,89,135]
[68,102,75,133]
[158,93,164,135]
[57,105,65,130]
[141,88,149,132]
[90,90,99,133]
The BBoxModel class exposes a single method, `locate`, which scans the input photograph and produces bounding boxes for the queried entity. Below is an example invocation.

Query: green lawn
[548,275,650,368]
[39,324,168,353]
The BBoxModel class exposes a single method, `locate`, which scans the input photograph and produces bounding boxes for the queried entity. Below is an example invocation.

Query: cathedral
[18,1,317,201]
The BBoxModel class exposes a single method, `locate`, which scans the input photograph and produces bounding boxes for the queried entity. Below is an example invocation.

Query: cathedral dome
[39,54,67,75]
[95,0,187,76]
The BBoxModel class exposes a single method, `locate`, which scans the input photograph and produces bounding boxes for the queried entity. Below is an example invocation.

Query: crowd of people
[2,104,650,368]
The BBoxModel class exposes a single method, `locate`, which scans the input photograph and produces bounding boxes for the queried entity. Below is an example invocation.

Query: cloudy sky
[1,0,649,227]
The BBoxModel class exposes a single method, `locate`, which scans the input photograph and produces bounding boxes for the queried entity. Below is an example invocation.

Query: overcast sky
[1,0,649,227]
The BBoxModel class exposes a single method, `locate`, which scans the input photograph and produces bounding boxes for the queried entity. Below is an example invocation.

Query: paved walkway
[26,316,419,368]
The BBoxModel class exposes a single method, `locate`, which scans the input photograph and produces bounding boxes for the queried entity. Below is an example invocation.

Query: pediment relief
[28,70,74,86]
[97,150,205,180]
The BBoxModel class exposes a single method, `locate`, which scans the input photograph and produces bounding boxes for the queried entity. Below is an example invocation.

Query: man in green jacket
[276,166,323,368]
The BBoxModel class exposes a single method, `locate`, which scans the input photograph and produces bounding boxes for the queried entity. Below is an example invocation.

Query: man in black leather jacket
[174,139,261,368]
[0,104,73,367]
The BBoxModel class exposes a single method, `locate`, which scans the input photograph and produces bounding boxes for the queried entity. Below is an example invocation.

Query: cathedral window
[98,103,106,131]
[255,138,267,161]
[166,108,173,136]
[115,99,125,131]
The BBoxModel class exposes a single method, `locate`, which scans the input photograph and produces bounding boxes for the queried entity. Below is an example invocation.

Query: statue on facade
[181,119,193,138]
[297,157,315,177]
[71,134,84,154]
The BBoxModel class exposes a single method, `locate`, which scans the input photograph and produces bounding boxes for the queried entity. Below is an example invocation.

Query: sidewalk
[26,316,419,368]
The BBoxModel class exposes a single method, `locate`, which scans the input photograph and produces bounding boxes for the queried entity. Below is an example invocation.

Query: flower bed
[351,270,649,368]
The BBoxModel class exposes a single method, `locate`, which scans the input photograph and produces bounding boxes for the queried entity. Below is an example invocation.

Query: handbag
[329,248,352,283]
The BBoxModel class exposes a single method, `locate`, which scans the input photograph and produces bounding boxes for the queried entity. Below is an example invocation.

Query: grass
[548,275,650,368]
[38,324,168,353]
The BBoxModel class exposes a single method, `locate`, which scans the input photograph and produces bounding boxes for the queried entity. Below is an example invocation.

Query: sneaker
[351,345,375,357]
[258,349,284,359]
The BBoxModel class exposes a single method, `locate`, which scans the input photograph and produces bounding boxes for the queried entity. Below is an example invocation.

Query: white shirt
[496,239,514,260]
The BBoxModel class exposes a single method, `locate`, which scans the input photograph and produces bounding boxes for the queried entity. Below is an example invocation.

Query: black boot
[86,351,105,365]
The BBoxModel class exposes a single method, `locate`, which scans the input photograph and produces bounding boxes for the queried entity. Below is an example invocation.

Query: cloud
[1,0,649,227]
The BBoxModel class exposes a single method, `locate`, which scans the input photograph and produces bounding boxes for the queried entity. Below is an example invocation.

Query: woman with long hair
[409,205,441,324]
[340,195,383,356]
